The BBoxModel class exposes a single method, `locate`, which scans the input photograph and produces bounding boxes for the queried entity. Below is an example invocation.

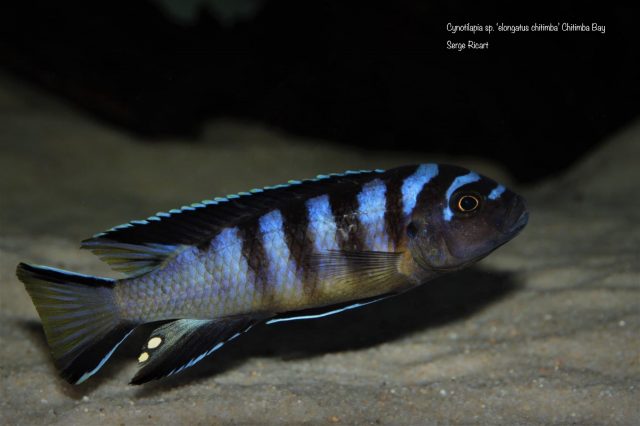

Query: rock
[1,74,638,425]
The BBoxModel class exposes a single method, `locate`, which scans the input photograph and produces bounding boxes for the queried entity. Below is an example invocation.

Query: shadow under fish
[16,164,528,385]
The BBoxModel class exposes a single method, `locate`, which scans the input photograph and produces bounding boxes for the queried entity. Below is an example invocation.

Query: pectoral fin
[309,249,407,289]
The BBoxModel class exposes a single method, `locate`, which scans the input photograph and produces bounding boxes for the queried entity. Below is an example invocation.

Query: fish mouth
[499,195,529,236]
[509,210,529,234]
[489,209,528,257]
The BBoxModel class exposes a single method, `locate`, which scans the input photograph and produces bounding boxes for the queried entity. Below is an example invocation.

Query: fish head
[407,165,528,273]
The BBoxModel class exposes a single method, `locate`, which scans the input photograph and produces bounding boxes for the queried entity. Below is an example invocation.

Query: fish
[16,164,528,385]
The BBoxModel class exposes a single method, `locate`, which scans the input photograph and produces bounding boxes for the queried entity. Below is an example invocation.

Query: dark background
[1,1,637,183]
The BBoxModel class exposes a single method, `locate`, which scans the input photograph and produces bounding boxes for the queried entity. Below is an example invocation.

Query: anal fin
[131,316,262,384]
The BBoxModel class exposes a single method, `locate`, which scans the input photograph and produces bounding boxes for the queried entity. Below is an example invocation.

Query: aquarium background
[1,1,637,182]
[1,2,638,425]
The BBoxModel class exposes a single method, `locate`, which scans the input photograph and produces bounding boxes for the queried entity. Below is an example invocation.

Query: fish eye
[456,194,480,213]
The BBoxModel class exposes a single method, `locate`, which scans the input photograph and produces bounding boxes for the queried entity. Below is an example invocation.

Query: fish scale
[16,164,528,384]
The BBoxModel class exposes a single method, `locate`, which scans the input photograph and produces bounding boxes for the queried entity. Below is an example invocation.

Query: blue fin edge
[91,169,385,238]
[266,295,389,324]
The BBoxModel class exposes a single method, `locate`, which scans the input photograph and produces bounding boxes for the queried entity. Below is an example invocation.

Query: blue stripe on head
[357,179,390,251]
[488,184,506,200]
[443,172,481,221]
[401,164,439,216]
[306,195,339,252]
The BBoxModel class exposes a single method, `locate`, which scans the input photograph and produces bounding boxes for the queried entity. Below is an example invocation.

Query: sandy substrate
[1,74,638,425]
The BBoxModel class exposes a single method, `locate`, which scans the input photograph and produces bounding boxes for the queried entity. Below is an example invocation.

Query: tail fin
[16,263,136,384]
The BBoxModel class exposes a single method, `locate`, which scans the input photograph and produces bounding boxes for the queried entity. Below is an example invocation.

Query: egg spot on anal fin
[138,352,150,363]
[147,336,163,349]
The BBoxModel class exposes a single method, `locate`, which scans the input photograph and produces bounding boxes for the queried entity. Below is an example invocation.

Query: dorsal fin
[82,169,389,248]
[79,240,185,277]
[80,168,397,276]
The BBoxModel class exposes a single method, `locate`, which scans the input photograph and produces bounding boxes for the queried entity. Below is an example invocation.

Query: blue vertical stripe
[443,172,480,221]
[210,227,253,311]
[259,210,301,298]
[306,195,339,252]
[401,164,439,216]
[357,179,390,251]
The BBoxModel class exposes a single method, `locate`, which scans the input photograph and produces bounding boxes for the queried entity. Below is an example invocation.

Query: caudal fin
[16,263,135,384]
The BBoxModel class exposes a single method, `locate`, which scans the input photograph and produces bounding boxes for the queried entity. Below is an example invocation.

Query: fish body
[17,164,528,384]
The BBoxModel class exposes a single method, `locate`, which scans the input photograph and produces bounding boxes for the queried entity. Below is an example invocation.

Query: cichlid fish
[16,164,528,384]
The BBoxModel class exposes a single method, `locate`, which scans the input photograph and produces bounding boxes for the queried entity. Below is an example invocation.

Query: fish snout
[500,195,529,235]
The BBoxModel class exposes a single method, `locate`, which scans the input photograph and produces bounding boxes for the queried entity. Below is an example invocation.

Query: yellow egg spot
[138,352,149,363]
[147,336,162,349]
